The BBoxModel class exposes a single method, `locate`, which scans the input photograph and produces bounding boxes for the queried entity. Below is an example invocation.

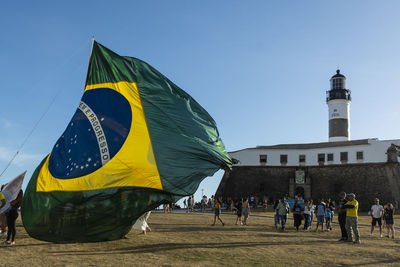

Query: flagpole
[84,36,95,86]
[90,36,95,56]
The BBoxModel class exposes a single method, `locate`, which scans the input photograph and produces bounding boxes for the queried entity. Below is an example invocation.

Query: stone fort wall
[215,163,400,211]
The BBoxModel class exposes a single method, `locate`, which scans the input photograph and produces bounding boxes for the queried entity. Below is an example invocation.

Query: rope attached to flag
[0,39,92,178]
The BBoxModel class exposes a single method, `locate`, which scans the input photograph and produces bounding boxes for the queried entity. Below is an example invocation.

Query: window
[259,154,267,164]
[318,153,325,162]
[356,151,364,160]
[280,154,288,164]
[332,78,343,89]
[299,155,306,163]
[340,152,348,162]
[327,153,334,161]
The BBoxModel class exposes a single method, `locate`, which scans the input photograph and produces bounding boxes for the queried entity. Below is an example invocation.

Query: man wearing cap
[342,193,360,244]
[337,192,348,241]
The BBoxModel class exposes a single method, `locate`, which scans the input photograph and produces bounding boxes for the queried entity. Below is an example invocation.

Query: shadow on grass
[152,224,346,241]
[47,239,329,256]
[0,242,49,248]
[346,257,400,266]
[153,225,267,233]
[47,242,400,266]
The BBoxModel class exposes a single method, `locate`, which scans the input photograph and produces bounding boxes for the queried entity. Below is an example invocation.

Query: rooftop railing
[326,89,351,102]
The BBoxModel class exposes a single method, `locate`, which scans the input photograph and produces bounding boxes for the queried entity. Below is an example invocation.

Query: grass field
[1,211,400,266]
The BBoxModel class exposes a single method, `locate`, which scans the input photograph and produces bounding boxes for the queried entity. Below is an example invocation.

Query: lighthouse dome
[331,69,346,79]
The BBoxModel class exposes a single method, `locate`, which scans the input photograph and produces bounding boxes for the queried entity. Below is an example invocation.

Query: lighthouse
[326,69,351,142]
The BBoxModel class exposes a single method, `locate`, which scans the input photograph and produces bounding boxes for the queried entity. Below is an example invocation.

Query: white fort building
[216,70,400,210]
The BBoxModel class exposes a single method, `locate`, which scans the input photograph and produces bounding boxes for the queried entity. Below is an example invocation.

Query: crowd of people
[272,193,396,244]
[155,192,397,244]
[184,195,217,212]
[212,198,251,226]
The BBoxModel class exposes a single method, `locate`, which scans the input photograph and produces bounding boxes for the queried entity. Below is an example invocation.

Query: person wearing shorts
[317,215,325,224]
[211,199,225,226]
[370,198,384,237]
[315,199,326,232]
[325,199,335,231]
[242,199,250,226]
[383,203,395,239]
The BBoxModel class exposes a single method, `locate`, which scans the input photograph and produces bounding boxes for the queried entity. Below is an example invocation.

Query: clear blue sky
[1,1,400,204]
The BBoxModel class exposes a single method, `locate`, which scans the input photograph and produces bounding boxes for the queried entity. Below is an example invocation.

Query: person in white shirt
[370,198,384,237]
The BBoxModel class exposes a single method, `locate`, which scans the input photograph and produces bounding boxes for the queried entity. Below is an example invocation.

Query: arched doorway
[295,186,305,198]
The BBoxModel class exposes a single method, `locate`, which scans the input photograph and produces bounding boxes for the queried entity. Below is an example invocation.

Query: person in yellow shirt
[0,192,6,209]
[0,192,6,238]
[342,193,360,244]
[211,199,225,226]
[0,195,6,209]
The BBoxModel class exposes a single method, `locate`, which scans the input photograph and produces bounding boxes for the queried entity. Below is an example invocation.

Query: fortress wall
[216,163,400,211]
[216,166,295,200]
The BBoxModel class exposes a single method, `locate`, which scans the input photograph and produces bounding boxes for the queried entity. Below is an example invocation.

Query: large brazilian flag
[21,41,231,243]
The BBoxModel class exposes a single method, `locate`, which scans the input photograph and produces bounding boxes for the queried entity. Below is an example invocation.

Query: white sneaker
[369,233,372,237]
[380,234,383,238]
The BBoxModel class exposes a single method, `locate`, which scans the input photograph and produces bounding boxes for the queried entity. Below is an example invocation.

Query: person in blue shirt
[325,199,335,231]
[315,198,326,232]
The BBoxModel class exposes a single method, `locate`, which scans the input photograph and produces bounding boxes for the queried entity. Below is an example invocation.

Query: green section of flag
[87,41,231,194]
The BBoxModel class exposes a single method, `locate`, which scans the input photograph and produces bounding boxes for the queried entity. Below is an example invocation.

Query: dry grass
[1,212,400,266]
